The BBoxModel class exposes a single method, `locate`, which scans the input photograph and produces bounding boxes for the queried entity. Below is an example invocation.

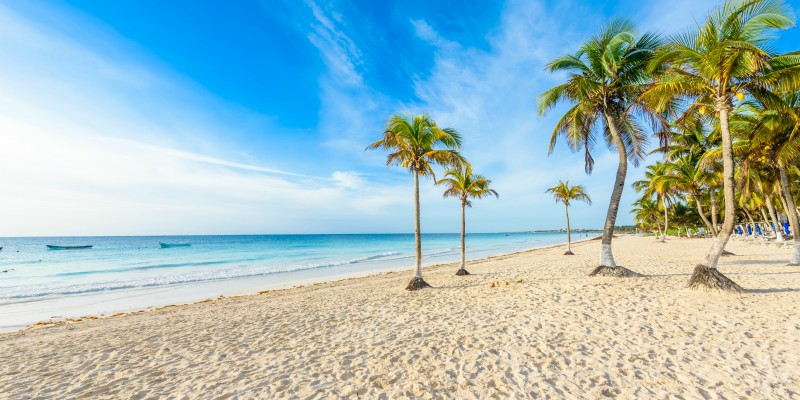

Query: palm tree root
[406,276,431,291]
[588,266,641,277]
[564,250,575,255]
[687,264,745,293]
[721,250,735,256]
[455,268,470,276]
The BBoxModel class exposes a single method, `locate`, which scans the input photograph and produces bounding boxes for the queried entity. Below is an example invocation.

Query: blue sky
[1,0,799,236]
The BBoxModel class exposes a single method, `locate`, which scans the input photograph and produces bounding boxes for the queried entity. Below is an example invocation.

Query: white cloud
[0,2,415,236]
[305,0,363,86]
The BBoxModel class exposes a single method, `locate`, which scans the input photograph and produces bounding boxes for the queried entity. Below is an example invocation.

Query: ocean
[0,232,587,330]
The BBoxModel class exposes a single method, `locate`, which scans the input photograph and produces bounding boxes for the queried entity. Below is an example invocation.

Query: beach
[1,235,799,399]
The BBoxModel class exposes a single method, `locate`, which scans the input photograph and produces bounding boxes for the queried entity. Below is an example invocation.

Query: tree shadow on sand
[747,287,800,294]
[731,259,793,265]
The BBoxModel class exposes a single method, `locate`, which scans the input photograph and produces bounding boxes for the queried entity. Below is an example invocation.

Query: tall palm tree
[644,0,798,291]
[538,18,668,276]
[367,114,463,290]
[437,164,499,275]
[546,181,592,255]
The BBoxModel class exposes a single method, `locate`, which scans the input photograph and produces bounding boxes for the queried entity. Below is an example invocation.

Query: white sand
[1,235,799,399]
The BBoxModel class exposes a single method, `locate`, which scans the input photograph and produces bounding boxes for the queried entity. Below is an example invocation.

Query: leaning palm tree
[538,18,668,277]
[546,181,592,255]
[437,164,498,275]
[367,114,463,290]
[644,0,798,291]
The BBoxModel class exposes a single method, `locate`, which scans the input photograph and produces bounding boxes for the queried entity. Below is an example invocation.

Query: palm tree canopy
[436,164,499,207]
[644,0,799,116]
[537,18,670,173]
[631,197,661,229]
[545,180,592,206]
[366,114,464,178]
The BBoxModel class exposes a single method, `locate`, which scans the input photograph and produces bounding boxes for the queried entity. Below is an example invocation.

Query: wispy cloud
[305,0,364,86]
[0,2,410,236]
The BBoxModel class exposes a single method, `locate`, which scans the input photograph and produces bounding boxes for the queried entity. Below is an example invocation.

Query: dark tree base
[787,263,800,267]
[687,264,745,292]
[406,276,431,291]
[564,250,575,255]
[721,250,735,256]
[588,265,641,277]
[455,268,470,276]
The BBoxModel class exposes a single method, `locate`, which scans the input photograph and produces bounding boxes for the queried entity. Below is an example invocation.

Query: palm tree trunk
[406,171,430,290]
[744,209,756,238]
[709,188,719,235]
[689,101,742,291]
[765,194,784,242]
[661,196,669,243]
[456,200,469,275]
[564,204,573,255]
[778,161,800,265]
[590,112,637,277]
[759,208,772,238]
[693,194,715,235]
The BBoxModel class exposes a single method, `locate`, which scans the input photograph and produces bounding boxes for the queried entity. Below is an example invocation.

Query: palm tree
[437,164,499,275]
[644,0,798,291]
[538,18,668,277]
[656,119,721,235]
[633,162,673,242]
[546,181,592,255]
[741,96,800,260]
[632,197,662,235]
[671,202,700,237]
[367,114,463,290]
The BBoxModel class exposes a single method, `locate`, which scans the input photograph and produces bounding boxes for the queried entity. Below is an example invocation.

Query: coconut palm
[644,0,799,291]
[367,114,463,290]
[546,181,592,255]
[671,201,700,237]
[437,164,499,275]
[631,197,662,235]
[658,119,723,235]
[633,162,674,242]
[741,96,800,259]
[538,18,668,276]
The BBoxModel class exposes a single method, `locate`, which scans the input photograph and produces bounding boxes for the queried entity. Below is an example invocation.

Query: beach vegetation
[367,114,464,290]
[437,164,499,275]
[545,180,592,255]
[538,18,668,277]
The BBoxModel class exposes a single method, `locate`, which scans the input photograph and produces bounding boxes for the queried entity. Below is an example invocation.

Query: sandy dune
[1,236,799,399]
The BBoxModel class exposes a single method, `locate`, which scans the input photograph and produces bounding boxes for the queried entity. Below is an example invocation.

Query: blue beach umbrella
[736,226,743,235]
[747,225,753,235]
[756,225,762,235]
[784,221,790,235]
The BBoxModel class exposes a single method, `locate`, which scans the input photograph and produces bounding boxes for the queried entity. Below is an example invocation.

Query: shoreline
[1,235,599,333]
[2,235,798,398]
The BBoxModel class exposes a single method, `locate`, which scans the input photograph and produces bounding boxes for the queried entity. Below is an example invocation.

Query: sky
[1,0,799,236]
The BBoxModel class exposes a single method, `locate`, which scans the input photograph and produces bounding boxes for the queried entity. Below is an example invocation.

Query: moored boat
[159,242,191,248]
[47,245,93,250]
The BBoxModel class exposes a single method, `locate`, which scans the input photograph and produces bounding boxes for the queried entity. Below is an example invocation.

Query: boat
[160,242,191,248]
[47,245,93,250]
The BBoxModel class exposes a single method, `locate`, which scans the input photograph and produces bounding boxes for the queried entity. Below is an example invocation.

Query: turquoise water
[0,232,586,329]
